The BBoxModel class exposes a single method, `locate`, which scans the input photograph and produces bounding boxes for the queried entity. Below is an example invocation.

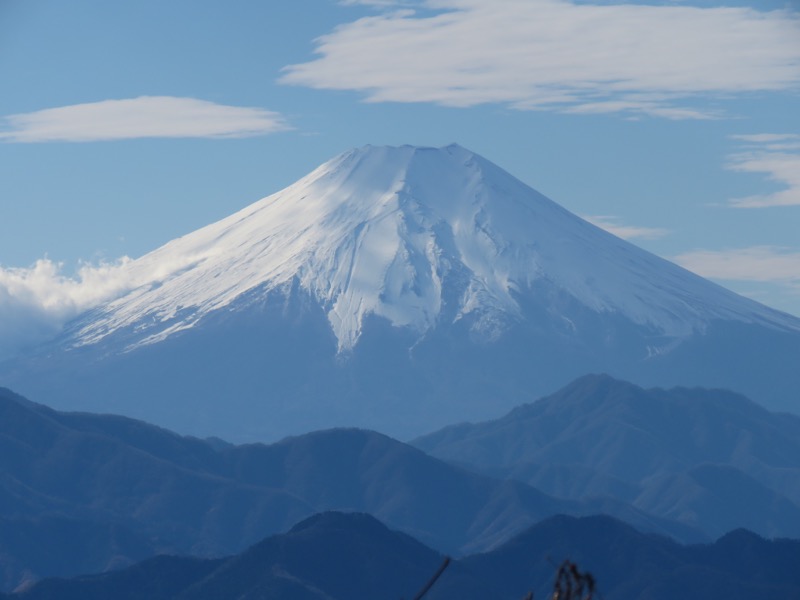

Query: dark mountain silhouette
[7,512,800,600]
[0,386,699,591]
[0,516,156,593]
[432,514,800,600]
[4,512,443,600]
[413,374,800,539]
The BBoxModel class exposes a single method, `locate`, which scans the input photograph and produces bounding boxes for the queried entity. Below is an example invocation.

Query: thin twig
[410,556,451,600]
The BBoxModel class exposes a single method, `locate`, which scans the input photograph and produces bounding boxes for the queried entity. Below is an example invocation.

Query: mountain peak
[6,145,800,442]
[65,144,798,354]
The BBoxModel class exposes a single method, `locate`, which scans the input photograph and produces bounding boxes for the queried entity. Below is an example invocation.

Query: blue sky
[0,0,798,351]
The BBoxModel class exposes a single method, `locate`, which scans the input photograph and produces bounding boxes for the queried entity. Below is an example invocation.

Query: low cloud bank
[0,258,136,359]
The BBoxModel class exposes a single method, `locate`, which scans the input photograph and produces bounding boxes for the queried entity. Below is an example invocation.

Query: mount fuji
[2,144,799,441]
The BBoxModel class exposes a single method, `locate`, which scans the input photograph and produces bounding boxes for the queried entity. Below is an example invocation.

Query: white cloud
[282,0,800,119]
[564,100,719,121]
[673,246,800,283]
[0,258,140,359]
[727,134,800,207]
[583,215,669,240]
[0,96,291,143]
[730,133,800,145]
[673,246,800,316]
[0,247,219,359]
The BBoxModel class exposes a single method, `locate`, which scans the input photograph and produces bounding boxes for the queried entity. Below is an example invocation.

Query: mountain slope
[6,513,443,600]
[58,144,798,352]
[3,144,800,441]
[0,386,700,592]
[0,516,157,594]
[413,374,800,539]
[433,515,800,600]
[9,512,800,600]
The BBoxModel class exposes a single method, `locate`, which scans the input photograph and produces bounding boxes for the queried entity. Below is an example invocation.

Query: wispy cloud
[339,0,408,5]
[563,100,719,121]
[282,0,800,119]
[583,215,669,240]
[730,133,800,146]
[673,246,800,284]
[727,134,800,208]
[0,96,291,143]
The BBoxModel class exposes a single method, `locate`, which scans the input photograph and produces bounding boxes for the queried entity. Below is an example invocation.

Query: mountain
[413,374,800,540]
[9,512,800,600]
[432,514,800,600]
[0,386,312,590]
[5,512,443,600]
[2,144,799,441]
[0,387,700,592]
[0,516,157,594]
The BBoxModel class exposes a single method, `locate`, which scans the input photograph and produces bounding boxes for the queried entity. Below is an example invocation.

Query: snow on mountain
[5,144,800,442]
[65,144,799,355]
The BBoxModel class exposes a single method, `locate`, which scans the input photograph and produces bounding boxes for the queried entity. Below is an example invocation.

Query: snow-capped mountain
[66,144,796,352]
[3,145,800,441]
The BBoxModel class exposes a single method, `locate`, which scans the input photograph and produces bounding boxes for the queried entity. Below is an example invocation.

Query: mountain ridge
[8,511,800,600]
[413,374,800,540]
[0,384,704,592]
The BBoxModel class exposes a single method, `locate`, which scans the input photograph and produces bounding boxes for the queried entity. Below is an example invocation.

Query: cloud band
[282,0,800,119]
[0,96,291,143]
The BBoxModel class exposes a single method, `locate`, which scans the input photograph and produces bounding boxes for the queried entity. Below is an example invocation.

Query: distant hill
[413,374,800,540]
[7,512,800,600]
[432,514,800,600]
[0,386,698,591]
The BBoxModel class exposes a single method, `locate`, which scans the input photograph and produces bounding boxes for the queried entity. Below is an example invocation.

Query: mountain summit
[67,143,796,354]
[3,145,799,441]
